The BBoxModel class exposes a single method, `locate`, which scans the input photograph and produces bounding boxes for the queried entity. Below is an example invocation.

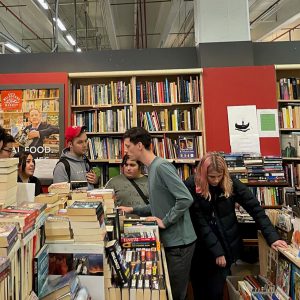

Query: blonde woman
[184,152,287,300]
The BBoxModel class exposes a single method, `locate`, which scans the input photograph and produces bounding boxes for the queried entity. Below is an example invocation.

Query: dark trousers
[190,250,231,300]
[165,242,195,300]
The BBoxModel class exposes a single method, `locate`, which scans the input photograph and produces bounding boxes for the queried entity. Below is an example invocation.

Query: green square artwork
[260,114,276,131]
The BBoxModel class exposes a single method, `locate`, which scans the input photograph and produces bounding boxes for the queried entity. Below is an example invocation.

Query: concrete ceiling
[0,0,299,54]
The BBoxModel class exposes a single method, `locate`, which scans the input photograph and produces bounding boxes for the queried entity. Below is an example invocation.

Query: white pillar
[194,0,251,44]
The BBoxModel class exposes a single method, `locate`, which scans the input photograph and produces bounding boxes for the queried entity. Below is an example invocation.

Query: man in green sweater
[123,127,196,300]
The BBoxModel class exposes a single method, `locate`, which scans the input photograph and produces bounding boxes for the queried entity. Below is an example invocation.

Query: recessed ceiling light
[66,35,76,46]
[5,43,21,53]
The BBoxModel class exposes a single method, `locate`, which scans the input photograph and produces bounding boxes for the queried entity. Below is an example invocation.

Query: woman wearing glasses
[0,134,15,158]
[15,151,42,196]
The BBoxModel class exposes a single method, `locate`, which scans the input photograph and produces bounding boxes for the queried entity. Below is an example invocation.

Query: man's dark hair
[0,126,6,142]
[123,127,151,150]
[121,154,142,168]
[2,134,15,148]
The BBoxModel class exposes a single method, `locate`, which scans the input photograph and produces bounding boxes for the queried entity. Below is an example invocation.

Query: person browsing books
[15,151,42,196]
[105,154,149,213]
[0,134,15,158]
[53,125,98,190]
[184,152,288,300]
[122,127,196,300]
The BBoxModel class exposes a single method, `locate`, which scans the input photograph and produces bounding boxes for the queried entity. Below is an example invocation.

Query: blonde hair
[195,152,233,200]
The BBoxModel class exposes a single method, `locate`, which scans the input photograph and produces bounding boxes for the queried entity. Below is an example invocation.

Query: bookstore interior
[3,2,300,300]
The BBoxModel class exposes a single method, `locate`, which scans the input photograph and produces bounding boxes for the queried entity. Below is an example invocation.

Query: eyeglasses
[1,148,13,154]
[2,148,13,153]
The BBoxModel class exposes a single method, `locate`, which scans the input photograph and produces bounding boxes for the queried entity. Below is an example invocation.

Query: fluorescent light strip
[53,18,67,31]
[76,48,82,52]
[5,43,21,53]
[66,34,76,46]
[37,0,49,10]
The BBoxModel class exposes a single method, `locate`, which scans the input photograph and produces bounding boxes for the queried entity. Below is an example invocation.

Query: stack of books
[35,193,68,215]
[48,182,71,195]
[87,189,115,214]
[67,201,106,243]
[0,224,18,256]
[0,256,10,293]
[0,158,18,207]
[44,215,72,243]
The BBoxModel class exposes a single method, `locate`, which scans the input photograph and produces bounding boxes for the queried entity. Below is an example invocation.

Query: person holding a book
[184,152,288,300]
[20,108,59,158]
[0,134,15,158]
[122,127,196,300]
[53,125,98,190]
[105,154,149,212]
[15,151,42,196]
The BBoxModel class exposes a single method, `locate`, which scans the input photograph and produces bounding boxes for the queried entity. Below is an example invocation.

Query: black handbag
[128,178,149,205]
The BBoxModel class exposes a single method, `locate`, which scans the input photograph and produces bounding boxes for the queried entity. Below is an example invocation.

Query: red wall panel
[203,66,280,156]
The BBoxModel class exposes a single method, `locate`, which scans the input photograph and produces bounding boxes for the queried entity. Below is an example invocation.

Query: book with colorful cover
[276,257,291,295]
[291,264,300,300]
[105,239,130,285]
[18,201,47,213]
[1,205,39,219]
[177,136,196,159]
[67,201,103,216]
[33,244,49,297]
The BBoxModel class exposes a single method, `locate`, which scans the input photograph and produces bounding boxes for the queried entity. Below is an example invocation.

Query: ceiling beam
[251,0,300,41]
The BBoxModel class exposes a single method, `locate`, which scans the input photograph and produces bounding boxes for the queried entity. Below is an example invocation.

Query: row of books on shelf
[138,107,202,132]
[22,89,60,100]
[248,186,284,206]
[87,135,203,161]
[279,105,300,129]
[223,154,286,183]
[72,106,133,133]
[136,76,200,104]
[278,77,300,100]
[72,81,133,106]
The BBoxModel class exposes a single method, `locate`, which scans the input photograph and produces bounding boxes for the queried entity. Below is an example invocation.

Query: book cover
[105,239,130,285]
[276,258,291,295]
[67,201,103,216]
[291,264,300,300]
[49,253,74,275]
[177,136,196,159]
[73,253,103,276]
[281,134,297,157]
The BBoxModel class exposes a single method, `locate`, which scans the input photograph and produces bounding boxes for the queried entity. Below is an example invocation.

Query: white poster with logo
[227,105,260,153]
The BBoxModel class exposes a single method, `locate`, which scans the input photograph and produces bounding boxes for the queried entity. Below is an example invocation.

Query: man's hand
[146,216,166,229]
[117,206,133,214]
[86,171,98,185]
[271,239,288,250]
[28,130,40,139]
[216,256,226,267]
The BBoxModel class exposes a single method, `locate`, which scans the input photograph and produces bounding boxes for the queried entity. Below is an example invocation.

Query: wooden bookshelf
[69,68,205,182]
[246,181,288,187]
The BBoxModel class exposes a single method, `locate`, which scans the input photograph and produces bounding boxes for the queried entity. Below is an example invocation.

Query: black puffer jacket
[185,175,280,263]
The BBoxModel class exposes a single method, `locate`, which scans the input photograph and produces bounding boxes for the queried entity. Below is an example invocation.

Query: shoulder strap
[57,158,71,183]
[128,178,149,205]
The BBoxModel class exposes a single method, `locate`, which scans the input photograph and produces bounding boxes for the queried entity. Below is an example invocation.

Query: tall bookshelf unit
[276,65,300,189]
[69,69,205,185]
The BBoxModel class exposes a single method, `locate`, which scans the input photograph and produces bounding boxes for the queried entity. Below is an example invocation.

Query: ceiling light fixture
[5,43,21,53]
[66,34,76,46]
[37,0,49,10]
[53,18,67,31]
[76,48,82,52]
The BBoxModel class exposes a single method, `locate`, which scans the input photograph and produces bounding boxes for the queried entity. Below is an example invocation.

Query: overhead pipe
[139,0,144,48]
[250,0,281,26]
[0,0,51,50]
[271,22,300,41]
[74,0,78,46]
[143,0,147,48]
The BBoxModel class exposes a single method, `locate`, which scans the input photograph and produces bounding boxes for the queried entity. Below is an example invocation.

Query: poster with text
[0,89,60,158]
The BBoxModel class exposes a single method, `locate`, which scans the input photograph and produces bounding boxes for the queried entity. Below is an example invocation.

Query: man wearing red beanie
[53,125,98,189]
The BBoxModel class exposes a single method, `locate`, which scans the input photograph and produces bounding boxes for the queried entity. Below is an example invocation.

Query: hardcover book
[0,224,17,247]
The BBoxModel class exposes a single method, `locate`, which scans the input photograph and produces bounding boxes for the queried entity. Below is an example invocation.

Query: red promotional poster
[1,90,22,111]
